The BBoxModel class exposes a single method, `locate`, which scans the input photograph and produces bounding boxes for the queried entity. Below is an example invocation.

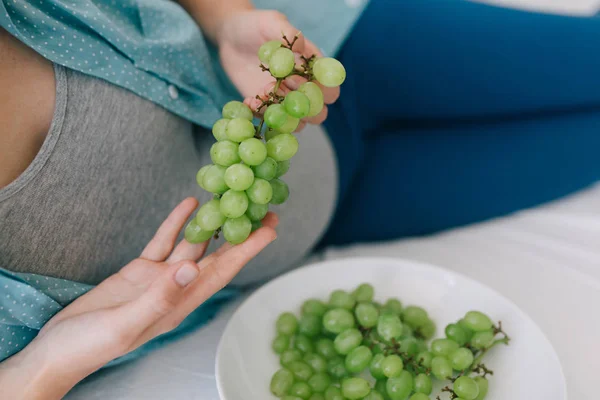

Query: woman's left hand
[2,198,278,399]
[216,10,340,131]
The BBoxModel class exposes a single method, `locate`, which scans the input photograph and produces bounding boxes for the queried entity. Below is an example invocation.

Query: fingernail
[175,264,199,287]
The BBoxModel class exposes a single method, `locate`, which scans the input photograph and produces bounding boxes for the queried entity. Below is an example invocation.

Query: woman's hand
[0,198,278,400]
[216,10,340,132]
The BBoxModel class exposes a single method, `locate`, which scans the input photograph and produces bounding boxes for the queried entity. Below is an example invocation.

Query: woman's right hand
[0,197,278,400]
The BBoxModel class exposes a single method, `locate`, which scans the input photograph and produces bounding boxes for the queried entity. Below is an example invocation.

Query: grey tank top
[0,65,337,285]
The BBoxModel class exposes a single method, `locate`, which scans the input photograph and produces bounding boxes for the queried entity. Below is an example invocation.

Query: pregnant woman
[2,0,600,397]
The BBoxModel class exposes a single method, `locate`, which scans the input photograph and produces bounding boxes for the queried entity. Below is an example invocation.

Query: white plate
[216,257,566,400]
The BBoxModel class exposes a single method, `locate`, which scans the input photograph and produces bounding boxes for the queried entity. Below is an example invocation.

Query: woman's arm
[176,0,254,43]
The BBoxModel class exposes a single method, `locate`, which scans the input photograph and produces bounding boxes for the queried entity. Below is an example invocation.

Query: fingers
[156,214,279,330]
[141,198,198,261]
[117,260,200,334]
[167,236,211,263]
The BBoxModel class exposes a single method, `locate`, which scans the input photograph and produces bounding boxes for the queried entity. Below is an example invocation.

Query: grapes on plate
[268,283,510,399]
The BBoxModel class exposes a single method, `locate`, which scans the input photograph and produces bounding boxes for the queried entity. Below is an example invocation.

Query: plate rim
[215,256,567,399]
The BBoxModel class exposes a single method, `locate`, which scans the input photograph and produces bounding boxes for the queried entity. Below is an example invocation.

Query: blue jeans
[321,0,600,245]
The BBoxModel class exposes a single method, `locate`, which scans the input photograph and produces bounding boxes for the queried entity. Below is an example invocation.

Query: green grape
[463,311,493,332]
[402,325,414,338]
[226,118,255,143]
[344,345,373,374]
[246,178,273,205]
[284,91,311,119]
[252,157,278,180]
[400,338,419,356]
[402,306,429,328]
[431,356,452,380]
[322,308,355,334]
[294,335,314,354]
[308,372,331,393]
[416,339,428,353]
[377,314,403,342]
[270,368,295,397]
[386,370,413,400]
[212,118,230,141]
[474,377,489,400]
[210,140,241,167]
[283,396,304,400]
[224,164,254,191]
[309,394,326,400]
[288,360,314,382]
[302,299,328,317]
[202,164,228,194]
[246,201,269,222]
[290,382,312,399]
[381,355,404,378]
[333,328,362,355]
[470,330,495,350]
[304,353,327,373]
[409,394,429,400]
[251,220,262,232]
[381,298,403,316]
[316,338,337,360]
[369,353,386,379]
[267,133,299,161]
[258,40,282,64]
[270,178,290,204]
[364,391,385,400]
[450,348,474,371]
[222,215,252,244]
[324,386,345,400]
[273,334,291,354]
[445,323,470,346]
[219,190,249,218]
[375,380,390,400]
[313,57,346,87]
[222,100,253,120]
[355,303,379,328]
[265,103,289,129]
[275,159,291,178]
[265,128,282,141]
[238,137,267,166]
[329,290,356,310]
[270,47,295,78]
[327,357,348,380]
[184,220,214,243]
[454,376,480,400]
[416,351,433,368]
[414,373,432,395]
[278,114,301,134]
[431,338,460,357]
[281,349,303,367]
[299,314,322,338]
[277,312,299,335]
[417,319,436,340]
[298,82,324,117]
[196,164,212,189]
[352,283,374,302]
[341,377,371,400]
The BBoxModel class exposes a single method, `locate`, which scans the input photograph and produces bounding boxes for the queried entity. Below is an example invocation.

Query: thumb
[117,261,200,333]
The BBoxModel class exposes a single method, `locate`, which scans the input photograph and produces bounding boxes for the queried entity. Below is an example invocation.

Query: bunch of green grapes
[269,284,510,400]
[184,34,346,245]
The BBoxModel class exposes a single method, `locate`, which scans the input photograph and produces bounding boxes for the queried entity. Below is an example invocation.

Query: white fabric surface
[66,182,600,400]
[65,1,600,398]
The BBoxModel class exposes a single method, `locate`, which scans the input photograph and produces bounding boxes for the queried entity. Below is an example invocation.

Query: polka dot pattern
[0,0,367,128]
[0,269,93,361]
